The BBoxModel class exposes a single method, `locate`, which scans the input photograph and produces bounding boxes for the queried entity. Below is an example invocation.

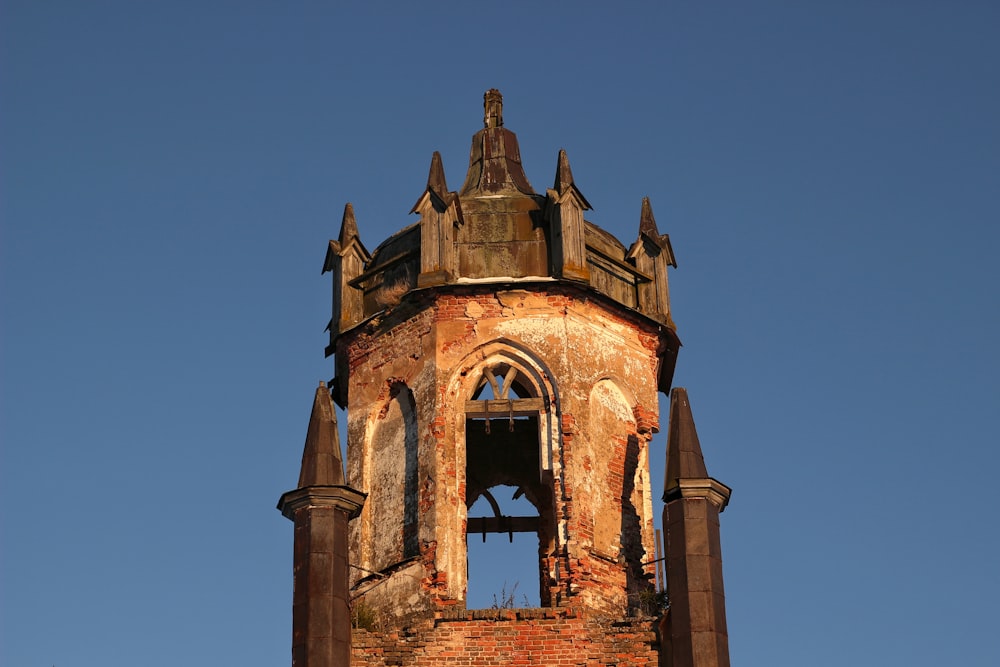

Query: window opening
[467,485,540,608]
[472,366,527,401]
[464,362,554,608]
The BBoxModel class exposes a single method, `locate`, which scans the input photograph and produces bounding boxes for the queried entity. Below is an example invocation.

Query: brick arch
[449,338,558,399]
[440,340,564,606]
[446,338,561,474]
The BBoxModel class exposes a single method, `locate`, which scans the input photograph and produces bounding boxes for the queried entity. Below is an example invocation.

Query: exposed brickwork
[351,609,661,667]
[285,91,734,667]
[341,284,665,621]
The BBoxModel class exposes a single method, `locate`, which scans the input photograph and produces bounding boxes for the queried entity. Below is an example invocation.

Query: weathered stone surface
[295,90,734,667]
[341,285,666,620]
[324,91,681,382]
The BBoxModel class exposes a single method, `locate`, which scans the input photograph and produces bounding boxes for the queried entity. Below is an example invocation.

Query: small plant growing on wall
[489,581,530,618]
[636,588,669,616]
[351,598,381,632]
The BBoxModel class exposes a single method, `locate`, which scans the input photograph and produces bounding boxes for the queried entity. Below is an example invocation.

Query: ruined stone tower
[281,90,732,666]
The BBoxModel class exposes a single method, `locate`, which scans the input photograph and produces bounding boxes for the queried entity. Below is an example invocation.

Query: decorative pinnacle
[338,202,359,247]
[427,151,448,195]
[297,381,346,488]
[663,387,732,510]
[639,196,659,237]
[554,149,575,193]
[484,89,503,128]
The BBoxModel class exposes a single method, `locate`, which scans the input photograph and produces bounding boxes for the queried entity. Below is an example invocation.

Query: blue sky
[2,1,998,665]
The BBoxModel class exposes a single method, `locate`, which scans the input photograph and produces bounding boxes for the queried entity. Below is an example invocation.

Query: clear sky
[2,1,998,665]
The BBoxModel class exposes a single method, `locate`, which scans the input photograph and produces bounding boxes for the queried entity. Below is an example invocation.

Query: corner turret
[662,388,732,667]
[627,196,676,326]
[323,203,370,348]
[277,382,366,667]
[412,152,463,288]
[545,149,591,282]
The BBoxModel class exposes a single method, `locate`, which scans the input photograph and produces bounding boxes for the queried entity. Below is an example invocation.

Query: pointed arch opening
[455,345,559,609]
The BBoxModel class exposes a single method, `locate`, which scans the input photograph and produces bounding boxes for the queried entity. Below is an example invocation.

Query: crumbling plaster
[341,285,664,619]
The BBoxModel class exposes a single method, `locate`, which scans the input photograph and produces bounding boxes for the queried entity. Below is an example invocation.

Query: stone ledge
[276,484,367,520]
[436,606,582,622]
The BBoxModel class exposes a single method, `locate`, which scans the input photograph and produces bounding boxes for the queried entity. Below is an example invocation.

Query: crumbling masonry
[279,90,733,666]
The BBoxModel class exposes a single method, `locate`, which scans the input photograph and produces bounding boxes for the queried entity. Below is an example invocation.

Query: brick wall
[342,284,666,620]
[352,608,661,666]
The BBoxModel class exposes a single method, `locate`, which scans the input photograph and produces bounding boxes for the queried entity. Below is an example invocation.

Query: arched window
[460,354,557,608]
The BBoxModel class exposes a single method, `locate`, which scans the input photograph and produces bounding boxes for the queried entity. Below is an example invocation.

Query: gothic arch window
[471,363,532,401]
[457,348,559,608]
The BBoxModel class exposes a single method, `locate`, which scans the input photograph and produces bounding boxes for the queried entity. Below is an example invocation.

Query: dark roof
[664,387,709,492]
[297,382,346,488]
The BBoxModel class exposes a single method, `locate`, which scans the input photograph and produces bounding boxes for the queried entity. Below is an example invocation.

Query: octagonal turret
[326,91,683,624]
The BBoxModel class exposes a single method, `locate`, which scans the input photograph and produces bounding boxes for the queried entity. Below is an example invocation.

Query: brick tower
[283,90,733,666]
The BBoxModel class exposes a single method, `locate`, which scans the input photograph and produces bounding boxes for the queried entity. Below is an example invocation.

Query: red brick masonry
[352,607,660,666]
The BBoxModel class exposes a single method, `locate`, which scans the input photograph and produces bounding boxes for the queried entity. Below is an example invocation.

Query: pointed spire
[337,202,359,247]
[411,152,453,213]
[631,196,675,265]
[297,381,346,488]
[427,151,448,197]
[664,388,709,496]
[553,149,575,193]
[278,382,365,667]
[638,197,672,258]
[662,386,732,664]
[549,149,592,210]
[639,196,659,237]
